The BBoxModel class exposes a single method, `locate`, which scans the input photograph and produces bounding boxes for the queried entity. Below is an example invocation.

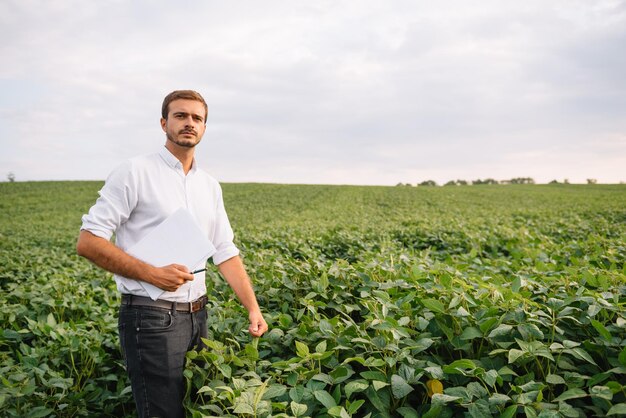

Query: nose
[183,116,196,127]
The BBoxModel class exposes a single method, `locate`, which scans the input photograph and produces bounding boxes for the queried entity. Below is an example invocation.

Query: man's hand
[248,310,268,337]
[148,264,194,292]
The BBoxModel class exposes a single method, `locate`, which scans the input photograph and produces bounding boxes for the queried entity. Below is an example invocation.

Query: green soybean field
[1,181,625,418]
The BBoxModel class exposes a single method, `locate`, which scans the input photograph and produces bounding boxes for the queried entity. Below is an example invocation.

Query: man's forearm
[76,230,193,292]
[217,256,262,314]
[218,255,267,337]
[77,230,154,281]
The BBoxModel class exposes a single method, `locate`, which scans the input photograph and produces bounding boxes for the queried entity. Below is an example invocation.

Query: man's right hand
[148,264,195,292]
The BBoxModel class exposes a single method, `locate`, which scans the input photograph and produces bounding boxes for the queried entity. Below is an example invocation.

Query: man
[76,90,268,418]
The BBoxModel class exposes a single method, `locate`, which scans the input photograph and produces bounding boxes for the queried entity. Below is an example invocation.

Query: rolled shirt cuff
[212,245,240,265]
[79,224,113,241]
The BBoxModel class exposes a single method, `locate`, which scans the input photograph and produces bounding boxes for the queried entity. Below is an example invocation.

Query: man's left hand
[248,311,268,337]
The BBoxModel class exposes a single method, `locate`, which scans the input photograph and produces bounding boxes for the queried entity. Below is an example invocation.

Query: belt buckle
[188,301,194,312]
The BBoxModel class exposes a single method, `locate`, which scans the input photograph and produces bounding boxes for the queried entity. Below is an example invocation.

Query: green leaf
[554,388,587,402]
[563,340,580,349]
[570,347,598,366]
[499,405,518,418]
[328,406,350,418]
[488,324,513,338]
[345,379,369,398]
[508,349,526,364]
[315,340,327,353]
[372,380,389,391]
[319,272,329,291]
[312,373,333,385]
[479,317,499,334]
[519,381,544,392]
[396,406,419,418]
[360,371,387,381]
[411,337,435,353]
[587,304,601,316]
[456,306,470,317]
[332,384,341,404]
[290,386,305,402]
[518,323,544,340]
[422,405,443,418]
[319,319,334,334]
[295,341,309,358]
[523,405,538,418]
[590,319,612,340]
[244,342,259,360]
[468,399,491,418]
[216,363,231,378]
[233,403,254,414]
[391,374,414,398]
[314,390,337,409]
[557,401,579,418]
[546,374,566,385]
[366,386,390,412]
[262,384,287,400]
[618,346,626,367]
[607,404,626,416]
[590,385,613,401]
[26,407,54,418]
[432,393,462,406]
[425,366,444,380]
[290,401,307,417]
[329,365,351,384]
[364,357,386,367]
[467,381,489,399]
[460,327,483,340]
[488,393,510,406]
[347,399,365,415]
[606,381,623,394]
[422,298,446,314]
[197,385,212,395]
[588,372,611,387]
[443,359,476,374]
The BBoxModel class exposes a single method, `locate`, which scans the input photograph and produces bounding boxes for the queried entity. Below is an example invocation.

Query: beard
[166,130,200,148]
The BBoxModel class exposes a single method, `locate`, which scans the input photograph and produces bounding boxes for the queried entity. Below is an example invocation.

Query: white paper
[126,208,216,300]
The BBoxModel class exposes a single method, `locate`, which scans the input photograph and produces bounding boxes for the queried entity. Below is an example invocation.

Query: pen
[190,268,207,274]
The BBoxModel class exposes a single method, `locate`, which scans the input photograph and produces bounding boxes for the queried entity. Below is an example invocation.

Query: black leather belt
[121,294,208,313]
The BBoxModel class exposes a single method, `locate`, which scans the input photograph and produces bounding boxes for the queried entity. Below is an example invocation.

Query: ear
[160,118,167,132]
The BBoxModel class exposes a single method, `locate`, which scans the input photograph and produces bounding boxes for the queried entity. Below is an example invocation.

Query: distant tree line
[396,177,603,187]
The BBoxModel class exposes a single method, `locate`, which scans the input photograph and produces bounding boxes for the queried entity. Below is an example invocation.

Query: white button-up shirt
[81,146,240,302]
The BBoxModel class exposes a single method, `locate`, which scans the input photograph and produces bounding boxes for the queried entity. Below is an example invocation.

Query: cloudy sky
[1,0,625,185]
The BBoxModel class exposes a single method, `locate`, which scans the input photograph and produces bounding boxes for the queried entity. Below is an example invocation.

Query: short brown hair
[161,90,208,123]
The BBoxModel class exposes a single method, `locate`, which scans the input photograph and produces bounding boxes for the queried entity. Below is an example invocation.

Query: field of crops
[1,181,625,417]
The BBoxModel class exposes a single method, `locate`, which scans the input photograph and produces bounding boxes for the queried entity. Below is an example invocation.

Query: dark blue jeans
[118,304,208,418]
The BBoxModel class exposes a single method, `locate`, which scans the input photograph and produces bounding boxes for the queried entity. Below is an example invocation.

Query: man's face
[160,99,207,148]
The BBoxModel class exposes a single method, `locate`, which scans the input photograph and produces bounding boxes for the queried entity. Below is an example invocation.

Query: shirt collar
[158,146,198,173]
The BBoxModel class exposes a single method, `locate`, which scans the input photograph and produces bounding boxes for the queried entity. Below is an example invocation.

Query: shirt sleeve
[80,160,138,241]
[210,184,240,265]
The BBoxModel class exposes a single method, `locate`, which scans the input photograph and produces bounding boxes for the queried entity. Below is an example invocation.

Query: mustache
[179,129,197,136]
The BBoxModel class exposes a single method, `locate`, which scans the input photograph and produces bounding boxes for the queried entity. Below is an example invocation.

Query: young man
[77,90,268,418]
